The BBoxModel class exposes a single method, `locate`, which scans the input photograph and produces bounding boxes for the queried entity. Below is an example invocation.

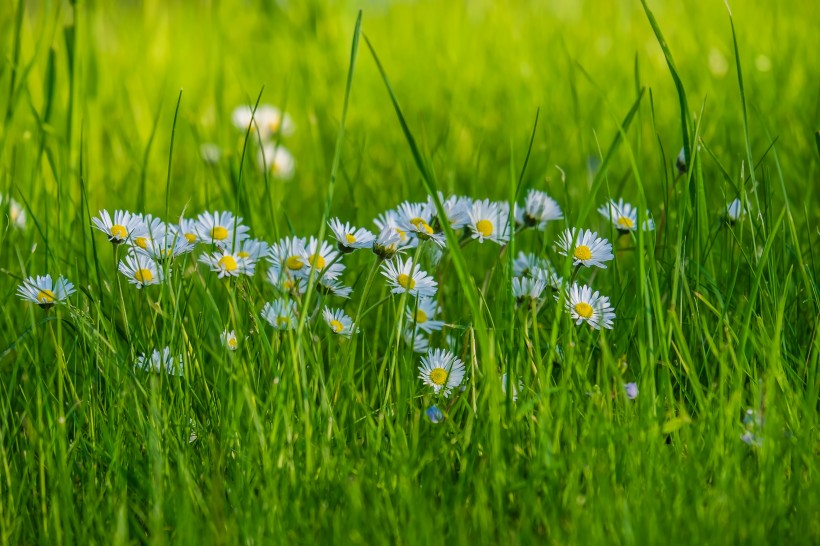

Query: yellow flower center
[11,209,20,222]
[574,302,594,319]
[573,245,592,261]
[395,228,408,242]
[397,273,416,290]
[218,255,238,272]
[134,268,154,283]
[276,316,290,328]
[36,289,56,304]
[267,119,281,133]
[415,309,428,323]
[345,233,357,244]
[285,255,304,270]
[283,279,296,290]
[429,368,448,386]
[134,236,148,249]
[238,251,250,258]
[228,337,238,348]
[184,232,197,244]
[476,219,494,237]
[211,226,229,241]
[308,253,326,269]
[410,218,433,235]
[330,319,344,333]
[617,216,635,229]
[110,225,128,239]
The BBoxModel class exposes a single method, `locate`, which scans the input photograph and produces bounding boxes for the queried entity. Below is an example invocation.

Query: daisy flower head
[129,214,166,252]
[372,227,405,260]
[302,237,345,280]
[598,199,654,234]
[1,194,27,229]
[404,328,430,353]
[468,198,510,244]
[317,276,353,299]
[725,198,746,225]
[418,348,466,397]
[261,299,298,331]
[512,276,546,306]
[556,228,614,269]
[374,210,417,249]
[199,250,255,278]
[223,330,239,351]
[136,220,194,262]
[501,373,524,402]
[381,257,438,298]
[429,193,471,231]
[328,218,375,253]
[267,267,306,296]
[513,251,550,278]
[425,405,444,424]
[268,236,308,277]
[136,347,183,375]
[233,104,295,140]
[560,282,615,330]
[17,274,76,309]
[195,211,250,250]
[514,189,563,230]
[397,201,445,247]
[92,209,147,245]
[322,307,358,338]
[406,297,445,334]
[257,143,296,180]
[175,217,200,246]
[236,238,270,262]
[119,253,163,288]
[531,265,563,291]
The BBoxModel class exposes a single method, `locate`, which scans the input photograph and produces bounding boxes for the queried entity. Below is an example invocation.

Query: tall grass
[1,0,818,544]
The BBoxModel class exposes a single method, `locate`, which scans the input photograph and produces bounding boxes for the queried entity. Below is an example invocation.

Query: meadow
[1,0,819,544]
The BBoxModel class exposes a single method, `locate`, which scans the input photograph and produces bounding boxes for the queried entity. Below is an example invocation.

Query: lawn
[1,0,819,544]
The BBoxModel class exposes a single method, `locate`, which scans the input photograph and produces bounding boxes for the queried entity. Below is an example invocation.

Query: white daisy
[598,199,654,233]
[1,194,27,229]
[725,198,746,224]
[501,373,523,402]
[372,227,405,260]
[381,257,438,298]
[404,328,430,353]
[199,250,255,278]
[17,274,76,309]
[261,299,298,331]
[129,214,166,252]
[374,210,417,249]
[138,228,195,262]
[467,198,510,244]
[136,347,183,375]
[397,201,446,247]
[223,330,239,351]
[317,276,353,299]
[559,283,615,330]
[322,307,358,338]
[266,267,306,296]
[513,251,550,278]
[257,143,296,180]
[236,238,270,262]
[429,193,471,231]
[531,265,563,291]
[406,297,445,334]
[328,218,375,253]
[268,236,308,277]
[556,228,614,269]
[512,276,546,305]
[194,211,250,249]
[92,209,147,245]
[418,349,466,396]
[232,104,295,139]
[514,189,563,230]
[302,237,345,280]
[119,253,163,288]
[175,217,200,246]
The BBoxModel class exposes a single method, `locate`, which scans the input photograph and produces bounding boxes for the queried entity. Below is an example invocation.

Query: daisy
[374,210,417,249]
[381,257,437,298]
[513,251,550,277]
[501,373,523,402]
[512,276,546,305]
[302,237,345,280]
[372,227,405,260]
[418,348,466,396]
[404,328,429,353]
[268,236,308,277]
[223,330,239,351]
[199,250,255,278]
[556,228,614,269]
[119,253,163,288]
[322,307,358,337]
[129,214,166,251]
[531,265,563,291]
[17,274,75,309]
[406,297,445,334]
[328,218,375,253]
[136,347,183,375]
[137,227,194,262]
[232,104,295,139]
[257,143,296,180]
[236,238,270,262]
[514,189,563,230]
[1,194,27,229]
[725,198,746,224]
[261,299,298,331]
[91,209,146,245]
[266,267,306,296]
[175,217,200,245]
[598,199,654,233]
[467,198,510,244]
[317,276,353,299]
[429,193,471,231]
[425,405,444,423]
[559,282,615,330]
[194,211,250,249]
[397,201,446,246]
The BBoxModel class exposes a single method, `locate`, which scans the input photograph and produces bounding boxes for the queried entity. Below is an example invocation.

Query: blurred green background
[1,0,817,238]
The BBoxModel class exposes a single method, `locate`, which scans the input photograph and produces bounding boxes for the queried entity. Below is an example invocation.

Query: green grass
[1,0,819,544]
